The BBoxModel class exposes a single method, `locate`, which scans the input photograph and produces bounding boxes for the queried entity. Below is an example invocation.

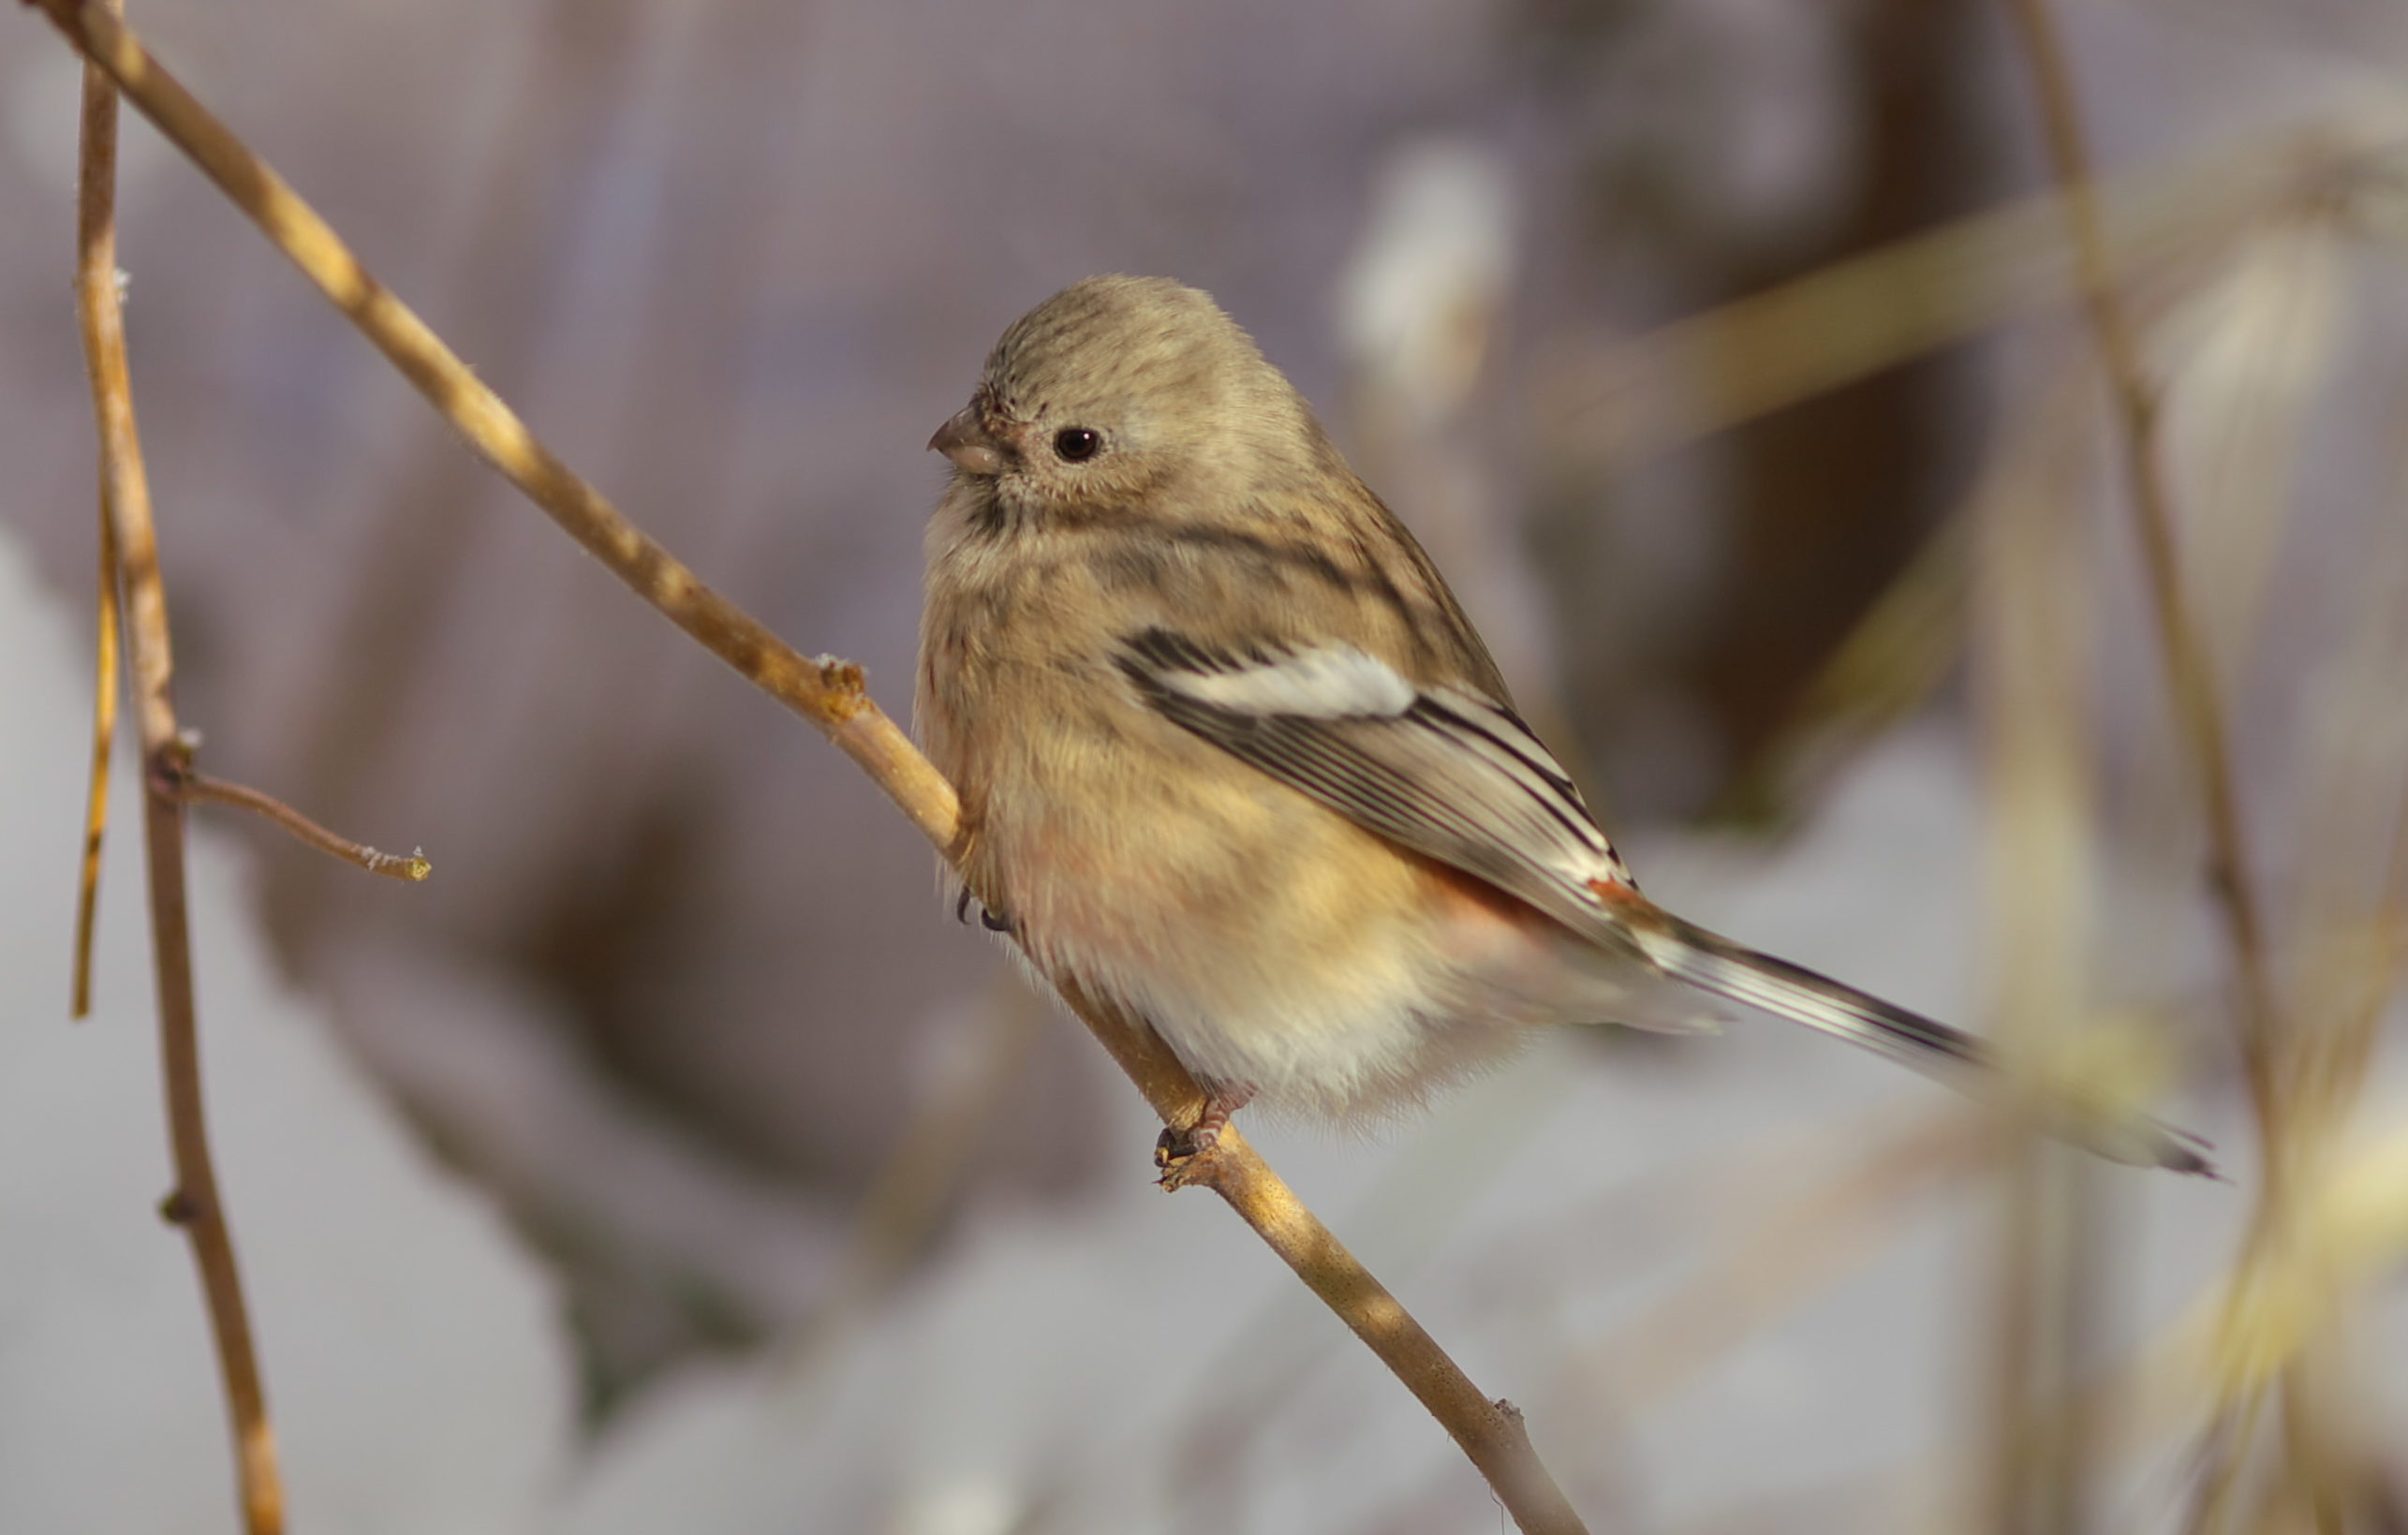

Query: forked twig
[66,4,284,1528]
[19,1,1587,1526]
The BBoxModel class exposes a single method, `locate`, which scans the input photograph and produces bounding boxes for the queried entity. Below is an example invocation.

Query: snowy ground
[0,540,577,1527]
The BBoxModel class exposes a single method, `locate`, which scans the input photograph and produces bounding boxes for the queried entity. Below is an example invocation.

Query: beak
[928,405,1006,477]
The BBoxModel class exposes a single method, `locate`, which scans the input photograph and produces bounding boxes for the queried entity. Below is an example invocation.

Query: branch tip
[169,767,433,884]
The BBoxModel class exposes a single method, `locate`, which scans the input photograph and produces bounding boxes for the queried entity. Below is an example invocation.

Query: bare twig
[29,0,953,843]
[20,2,1589,1526]
[70,501,120,1017]
[1185,1127,1584,1529]
[1055,982,1591,1535]
[68,7,283,1529]
[166,760,433,882]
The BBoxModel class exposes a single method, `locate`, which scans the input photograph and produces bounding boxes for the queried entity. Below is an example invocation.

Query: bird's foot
[1154,1085,1254,1190]
[952,886,1013,935]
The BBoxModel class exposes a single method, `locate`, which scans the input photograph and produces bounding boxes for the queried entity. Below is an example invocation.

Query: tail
[1617,903,2218,1178]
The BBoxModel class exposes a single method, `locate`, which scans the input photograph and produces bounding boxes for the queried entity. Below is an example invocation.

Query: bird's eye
[1052,427,1101,463]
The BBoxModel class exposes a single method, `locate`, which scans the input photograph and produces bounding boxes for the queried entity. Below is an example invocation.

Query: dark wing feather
[1117,630,1634,944]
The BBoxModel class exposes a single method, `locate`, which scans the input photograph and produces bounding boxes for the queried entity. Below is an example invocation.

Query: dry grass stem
[70,506,120,1016]
[67,4,284,1528]
[2000,0,2280,1139]
[1973,373,2109,1535]
[22,1,1590,1525]
[1711,471,1973,827]
[1544,135,2300,471]
[1998,7,2396,1531]
[168,764,433,882]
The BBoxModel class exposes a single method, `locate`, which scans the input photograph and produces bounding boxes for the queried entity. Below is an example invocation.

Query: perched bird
[917,274,2210,1176]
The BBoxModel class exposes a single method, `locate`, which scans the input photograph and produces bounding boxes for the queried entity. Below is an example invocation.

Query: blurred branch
[781,982,1045,1380]
[70,490,120,1017]
[1677,1109,2408,1535]
[163,757,434,882]
[1627,1111,1991,1405]
[2000,0,2281,1143]
[68,4,283,1528]
[2194,1129,2408,1399]
[21,2,1589,1527]
[1579,120,2376,834]
[2000,6,2333,1532]
[1707,509,1972,830]
[1542,135,2294,469]
[1972,379,2111,1535]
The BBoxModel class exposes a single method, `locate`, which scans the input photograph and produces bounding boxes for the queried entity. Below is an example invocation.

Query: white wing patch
[1157,643,1415,718]
[1119,628,1639,948]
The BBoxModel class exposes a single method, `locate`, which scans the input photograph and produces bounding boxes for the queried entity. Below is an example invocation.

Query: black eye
[1052,427,1101,463]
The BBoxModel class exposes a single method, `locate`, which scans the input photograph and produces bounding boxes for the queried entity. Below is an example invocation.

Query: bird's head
[929,275,1322,531]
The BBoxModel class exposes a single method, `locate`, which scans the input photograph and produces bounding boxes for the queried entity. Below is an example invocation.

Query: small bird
[917,274,2211,1176]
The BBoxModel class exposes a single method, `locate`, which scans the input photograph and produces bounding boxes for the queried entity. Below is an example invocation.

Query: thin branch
[1208,1132,1581,1528]
[28,0,953,847]
[1999,0,2282,1146]
[1058,979,1589,1534]
[19,2,1589,1527]
[68,8,284,1530]
[167,760,433,882]
[70,497,121,1017]
[2000,7,2314,1533]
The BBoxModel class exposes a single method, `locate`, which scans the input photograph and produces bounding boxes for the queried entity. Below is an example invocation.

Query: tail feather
[1623,907,2218,1178]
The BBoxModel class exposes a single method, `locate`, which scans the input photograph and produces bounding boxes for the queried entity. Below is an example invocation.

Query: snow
[0,534,578,1535]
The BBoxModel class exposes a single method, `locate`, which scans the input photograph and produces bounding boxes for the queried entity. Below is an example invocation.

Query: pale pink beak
[928,405,1006,476]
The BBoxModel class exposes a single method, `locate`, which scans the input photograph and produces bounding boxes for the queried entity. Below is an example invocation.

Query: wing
[1116,630,1637,944]
[1116,630,2219,1174]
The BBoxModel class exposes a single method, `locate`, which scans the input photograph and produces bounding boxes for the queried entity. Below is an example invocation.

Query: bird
[915,274,2211,1178]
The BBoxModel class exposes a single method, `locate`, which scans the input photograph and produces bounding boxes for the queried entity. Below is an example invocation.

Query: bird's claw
[1154,1123,1222,1189]
[1154,1089,1250,1189]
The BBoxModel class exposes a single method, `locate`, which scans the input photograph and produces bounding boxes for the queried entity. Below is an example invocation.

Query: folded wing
[1118,629,2216,1177]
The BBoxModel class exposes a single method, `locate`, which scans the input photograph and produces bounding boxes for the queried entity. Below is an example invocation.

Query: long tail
[1616,901,2218,1177]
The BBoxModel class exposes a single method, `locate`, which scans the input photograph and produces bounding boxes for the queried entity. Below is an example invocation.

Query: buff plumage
[917,274,2210,1174]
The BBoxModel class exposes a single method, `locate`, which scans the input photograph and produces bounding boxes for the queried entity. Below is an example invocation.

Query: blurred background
[4,0,2408,1530]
